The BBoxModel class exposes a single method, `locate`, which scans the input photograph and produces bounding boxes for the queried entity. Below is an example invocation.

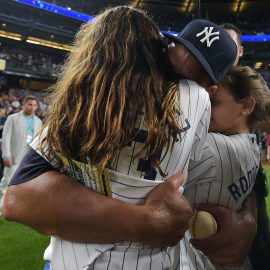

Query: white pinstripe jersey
[173,133,260,270]
[31,79,211,270]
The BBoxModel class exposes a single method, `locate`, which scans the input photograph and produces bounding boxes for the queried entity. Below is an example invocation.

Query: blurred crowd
[0,46,62,77]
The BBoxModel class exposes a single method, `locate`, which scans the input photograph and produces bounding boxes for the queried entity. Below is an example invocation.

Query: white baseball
[189,211,218,240]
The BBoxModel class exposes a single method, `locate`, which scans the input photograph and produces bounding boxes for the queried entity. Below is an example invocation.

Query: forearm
[240,191,257,227]
[4,170,192,246]
[3,171,150,243]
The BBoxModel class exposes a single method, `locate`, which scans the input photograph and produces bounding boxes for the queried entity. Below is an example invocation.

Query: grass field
[0,168,270,270]
[0,217,49,270]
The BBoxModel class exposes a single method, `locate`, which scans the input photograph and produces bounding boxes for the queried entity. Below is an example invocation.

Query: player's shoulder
[206,133,234,148]
[178,79,210,115]
[179,79,207,92]
[207,132,256,144]
[178,79,209,101]
[204,134,240,170]
[206,133,255,157]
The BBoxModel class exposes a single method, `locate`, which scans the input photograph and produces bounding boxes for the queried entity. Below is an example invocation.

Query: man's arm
[3,171,193,247]
[190,192,257,266]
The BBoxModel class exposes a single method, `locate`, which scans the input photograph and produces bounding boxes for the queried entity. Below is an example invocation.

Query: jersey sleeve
[9,128,62,186]
[9,148,59,185]
[157,80,211,181]
[188,133,259,209]
[185,82,211,162]
[185,142,216,188]
[177,79,211,163]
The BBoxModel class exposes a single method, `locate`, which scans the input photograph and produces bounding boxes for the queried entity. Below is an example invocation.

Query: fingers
[194,203,229,222]
[143,171,192,246]
[165,171,185,191]
[189,220,228,255]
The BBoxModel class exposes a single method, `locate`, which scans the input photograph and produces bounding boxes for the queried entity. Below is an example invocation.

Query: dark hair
[221,66,270,130]
[23,95,38,104]
[220,23,242,46]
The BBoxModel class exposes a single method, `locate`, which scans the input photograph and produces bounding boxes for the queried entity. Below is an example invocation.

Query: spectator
[0,95,42,212]
[221,23,243,65]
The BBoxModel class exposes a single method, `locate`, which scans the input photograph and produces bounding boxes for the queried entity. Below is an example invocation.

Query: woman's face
[209,84,248,135]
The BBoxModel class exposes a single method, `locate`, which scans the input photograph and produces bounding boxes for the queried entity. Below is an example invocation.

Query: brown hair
[23,95,38,104]
[220,23,242,47]
[221,65,270,130]
[41,6,181,173]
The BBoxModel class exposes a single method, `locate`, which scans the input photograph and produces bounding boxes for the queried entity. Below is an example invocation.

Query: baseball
[189,211,218,240]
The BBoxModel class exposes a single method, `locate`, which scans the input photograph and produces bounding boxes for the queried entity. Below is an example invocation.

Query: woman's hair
[41,6,180,173]
[221,65,270,130]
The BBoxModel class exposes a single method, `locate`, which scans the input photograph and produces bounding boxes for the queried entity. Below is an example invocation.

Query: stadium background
[0,1,269,269]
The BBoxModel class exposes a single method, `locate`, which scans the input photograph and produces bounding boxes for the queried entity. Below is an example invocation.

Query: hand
[190,203,256,267]
[143,171,193,247]
[3,170,192,245]
[3,158,13,167]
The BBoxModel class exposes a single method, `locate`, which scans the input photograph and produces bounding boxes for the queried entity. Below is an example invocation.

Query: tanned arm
[3,171,193,247]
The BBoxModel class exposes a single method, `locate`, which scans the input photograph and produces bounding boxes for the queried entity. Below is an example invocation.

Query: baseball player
[175,66,270,270]
[30,78,210,270]
[4,6,237,270]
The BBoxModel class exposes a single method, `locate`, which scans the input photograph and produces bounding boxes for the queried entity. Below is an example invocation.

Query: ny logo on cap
[196,27,219,47]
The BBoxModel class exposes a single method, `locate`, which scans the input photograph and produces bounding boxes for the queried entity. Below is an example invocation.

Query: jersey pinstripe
[31,79,211,270]
[174,133,260,270]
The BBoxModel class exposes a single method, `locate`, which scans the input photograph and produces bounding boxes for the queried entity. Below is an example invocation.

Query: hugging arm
[3,150,193,247]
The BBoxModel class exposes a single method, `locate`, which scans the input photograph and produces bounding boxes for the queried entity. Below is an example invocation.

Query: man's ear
[242,96,256,116]
[207,85,218,97]
[239,45,244,57]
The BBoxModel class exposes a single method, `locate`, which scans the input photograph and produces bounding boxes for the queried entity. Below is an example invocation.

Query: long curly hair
[41,6,181,172]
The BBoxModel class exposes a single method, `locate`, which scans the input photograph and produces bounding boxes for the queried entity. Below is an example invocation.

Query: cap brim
[162,32,218,84]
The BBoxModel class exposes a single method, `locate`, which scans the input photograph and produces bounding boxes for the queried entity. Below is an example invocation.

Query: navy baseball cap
[162,19,237,83]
